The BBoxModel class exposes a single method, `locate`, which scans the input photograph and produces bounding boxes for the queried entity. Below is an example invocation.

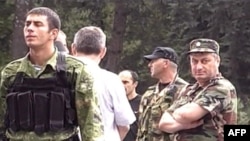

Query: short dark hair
[73,26,106,55]
[26,7,61,30]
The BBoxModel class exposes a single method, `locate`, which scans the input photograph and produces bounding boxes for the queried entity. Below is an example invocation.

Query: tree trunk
[11,0,33,59]
[102,0,127,73]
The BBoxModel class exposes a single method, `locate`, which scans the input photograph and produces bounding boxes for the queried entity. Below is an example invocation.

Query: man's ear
[215,54,220,67]
[100,47,107,59]
[50,29,59,40]
[218,56,221,63]
[134,81,138,87]
[164,59,170,68]
[71,43,77,56]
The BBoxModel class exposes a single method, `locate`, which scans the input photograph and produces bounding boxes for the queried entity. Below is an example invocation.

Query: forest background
[0,0,250,124]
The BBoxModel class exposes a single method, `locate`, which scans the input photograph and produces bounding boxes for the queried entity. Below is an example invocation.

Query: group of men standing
[137,39,237,141]
[0,6,237,141]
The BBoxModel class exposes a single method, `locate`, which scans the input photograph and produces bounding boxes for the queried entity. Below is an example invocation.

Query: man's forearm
[159,111,203,133]
[172,102,209,123]
[159,111,187,133]
[172,110,190,124]
[117,125,129,140]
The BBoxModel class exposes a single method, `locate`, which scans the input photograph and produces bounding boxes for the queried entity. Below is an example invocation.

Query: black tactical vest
[4,53,78,135]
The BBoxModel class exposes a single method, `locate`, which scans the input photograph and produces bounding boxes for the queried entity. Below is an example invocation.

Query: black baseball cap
[144,47,178,64]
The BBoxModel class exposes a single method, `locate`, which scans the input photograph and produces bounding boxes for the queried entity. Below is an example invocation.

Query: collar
[18,50,58,73]
[76,56,99,68]
[196,73,223,88]
[186,74,224,97]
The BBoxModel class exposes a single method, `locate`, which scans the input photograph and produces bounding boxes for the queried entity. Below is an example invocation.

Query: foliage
[0,51,11,70]
[0,0,14,52]
[1,0,250,121]
[237,96,250,124]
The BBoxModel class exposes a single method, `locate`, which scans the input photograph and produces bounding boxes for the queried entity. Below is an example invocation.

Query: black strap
[8,72,25,93]
[55,53,78,125]
[56,52,67,73]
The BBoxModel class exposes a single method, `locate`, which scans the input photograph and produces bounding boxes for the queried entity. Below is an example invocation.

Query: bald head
[118,70,139,99]
[119,70,139,83]
[55,30,69,54]
[56,30,67,46]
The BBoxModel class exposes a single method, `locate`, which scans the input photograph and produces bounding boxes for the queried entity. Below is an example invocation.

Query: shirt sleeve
[110,75,136,126]
[193,85,233,113]
[75,66,104,141]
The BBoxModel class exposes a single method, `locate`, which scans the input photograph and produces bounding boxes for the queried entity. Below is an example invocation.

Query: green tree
[10,0,33,59]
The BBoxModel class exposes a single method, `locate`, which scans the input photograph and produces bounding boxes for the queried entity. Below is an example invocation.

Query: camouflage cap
[144,47,178,64]
[188,38,220,54]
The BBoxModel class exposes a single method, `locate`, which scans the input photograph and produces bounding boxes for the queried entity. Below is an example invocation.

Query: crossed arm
[158,102,208,133]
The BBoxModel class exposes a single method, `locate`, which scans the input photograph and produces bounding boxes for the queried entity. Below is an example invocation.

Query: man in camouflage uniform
[0,7,103,141]
[136,47,188,141]
[158,38,237,141]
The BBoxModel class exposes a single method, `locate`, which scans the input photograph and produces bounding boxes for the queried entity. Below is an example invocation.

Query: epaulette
[175,77,189,85]
[2,58,24,71]
[147,84,157,90]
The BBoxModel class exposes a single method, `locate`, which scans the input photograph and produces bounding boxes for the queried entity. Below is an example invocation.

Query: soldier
[71,26,136,141]
[159,38,237,141]
[118,70,142,141]
[136,47,188,141]
[0,7,103,141]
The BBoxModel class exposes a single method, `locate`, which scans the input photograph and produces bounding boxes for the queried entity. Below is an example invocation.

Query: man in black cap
[136,47,188,141]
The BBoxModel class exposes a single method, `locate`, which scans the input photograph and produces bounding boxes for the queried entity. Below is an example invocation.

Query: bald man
[118,70,142,141]
[55,30,69,54]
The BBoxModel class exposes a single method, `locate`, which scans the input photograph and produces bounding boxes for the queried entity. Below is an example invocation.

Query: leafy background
[0,0,249,124]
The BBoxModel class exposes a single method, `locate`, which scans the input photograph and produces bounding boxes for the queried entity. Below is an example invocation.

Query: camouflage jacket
[136,77,188,141]
[168,74,237,141]
[0,51,104,141]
